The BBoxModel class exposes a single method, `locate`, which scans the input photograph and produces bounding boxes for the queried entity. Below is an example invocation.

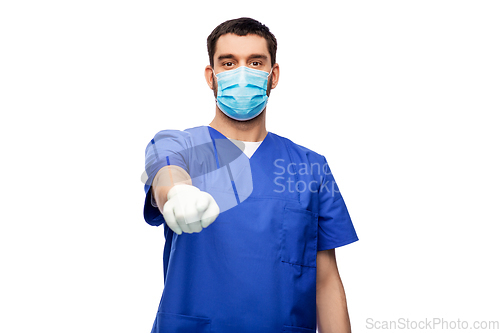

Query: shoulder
[149,126,208,147]
[151,128,193,142]
[269,132,326,163]
[154,126,207,139]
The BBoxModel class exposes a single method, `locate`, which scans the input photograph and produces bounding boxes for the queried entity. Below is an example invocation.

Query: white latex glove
[162,184,220,235]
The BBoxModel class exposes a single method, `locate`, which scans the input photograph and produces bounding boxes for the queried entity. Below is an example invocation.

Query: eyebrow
[217,54,268,62]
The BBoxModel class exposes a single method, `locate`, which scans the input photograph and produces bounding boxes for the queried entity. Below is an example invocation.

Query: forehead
[214,33,269,59]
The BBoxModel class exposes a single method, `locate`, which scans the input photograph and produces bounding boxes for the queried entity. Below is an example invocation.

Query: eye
[251,61,261,67]
[223,62,234,67]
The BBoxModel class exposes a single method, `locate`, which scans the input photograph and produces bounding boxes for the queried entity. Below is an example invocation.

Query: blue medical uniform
[143,126,358,333]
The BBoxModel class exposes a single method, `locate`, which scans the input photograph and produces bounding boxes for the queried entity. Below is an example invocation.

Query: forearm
[316,277,351,333]
[152,165,192,213]
[316,249,352,333]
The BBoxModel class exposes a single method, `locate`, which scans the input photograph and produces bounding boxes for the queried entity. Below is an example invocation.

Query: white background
[1,1,499,332]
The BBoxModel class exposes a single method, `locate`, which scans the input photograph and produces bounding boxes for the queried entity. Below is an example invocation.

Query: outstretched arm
[152,165,192,214]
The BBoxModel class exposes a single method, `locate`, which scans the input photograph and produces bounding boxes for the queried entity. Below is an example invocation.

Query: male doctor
[143,17,358,333]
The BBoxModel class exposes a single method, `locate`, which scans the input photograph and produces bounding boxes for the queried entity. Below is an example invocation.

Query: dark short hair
[207,17,277,68]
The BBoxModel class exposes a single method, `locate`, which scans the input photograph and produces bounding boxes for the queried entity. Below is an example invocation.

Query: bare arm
[152,165,192,213]
[316,248,352,333]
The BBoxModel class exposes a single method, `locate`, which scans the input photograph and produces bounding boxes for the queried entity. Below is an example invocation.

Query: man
[143,17,358,333]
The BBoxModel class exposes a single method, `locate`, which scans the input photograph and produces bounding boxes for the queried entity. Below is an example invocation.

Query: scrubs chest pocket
[280,207,318,268]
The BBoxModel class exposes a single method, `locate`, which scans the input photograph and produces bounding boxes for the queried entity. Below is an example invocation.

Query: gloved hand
[162,184,220,235]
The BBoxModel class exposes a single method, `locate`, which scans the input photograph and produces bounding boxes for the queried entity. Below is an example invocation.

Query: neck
[209,106,268,142]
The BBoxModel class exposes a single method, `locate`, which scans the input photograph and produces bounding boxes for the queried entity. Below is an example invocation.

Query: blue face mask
[214,66,272,121]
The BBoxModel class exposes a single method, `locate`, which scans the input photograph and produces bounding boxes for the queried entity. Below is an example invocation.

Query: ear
[204,65,216,90]
[270,63,280,89]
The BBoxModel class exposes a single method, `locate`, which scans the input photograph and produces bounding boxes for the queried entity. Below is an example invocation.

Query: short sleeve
[317,156,358,251]
[143,130,191,226]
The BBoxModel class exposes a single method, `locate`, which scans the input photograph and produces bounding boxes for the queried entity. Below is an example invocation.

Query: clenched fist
[162,185,220,235]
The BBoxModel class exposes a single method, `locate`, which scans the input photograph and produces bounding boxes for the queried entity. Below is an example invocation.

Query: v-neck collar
[207,126,271,161]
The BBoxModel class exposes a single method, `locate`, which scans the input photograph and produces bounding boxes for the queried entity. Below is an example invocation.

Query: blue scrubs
[143,126,358,333]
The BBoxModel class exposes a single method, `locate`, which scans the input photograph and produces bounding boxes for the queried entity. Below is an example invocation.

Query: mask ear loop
[211,68,219,103]
[266,65,274,98]
[211,68,217,86]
